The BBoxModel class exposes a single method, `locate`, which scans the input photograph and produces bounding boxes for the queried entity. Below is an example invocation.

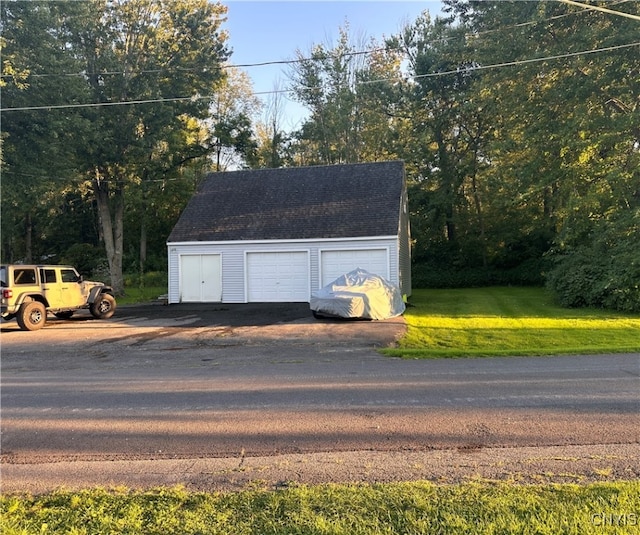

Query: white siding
[167,236,401,304]
[320,248,389,286]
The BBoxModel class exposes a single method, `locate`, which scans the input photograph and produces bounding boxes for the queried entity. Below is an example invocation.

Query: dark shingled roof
[168,161,405,242]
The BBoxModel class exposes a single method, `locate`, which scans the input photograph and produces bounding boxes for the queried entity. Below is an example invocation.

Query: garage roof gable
[168,161,406,242]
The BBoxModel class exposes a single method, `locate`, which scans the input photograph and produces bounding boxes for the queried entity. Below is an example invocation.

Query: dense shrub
[60,243,107,277]
[412,257,548,289]
[546,244,640,313]
[545,249,609,308]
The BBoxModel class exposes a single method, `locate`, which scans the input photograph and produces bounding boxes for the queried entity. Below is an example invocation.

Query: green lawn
[384,287,640,358]
[2,482,639,535]
[117,286,166,305]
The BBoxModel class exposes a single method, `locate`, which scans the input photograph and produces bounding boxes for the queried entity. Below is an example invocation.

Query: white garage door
[180,254,222,302]
[321,249,389,286]
[247,251,309,302]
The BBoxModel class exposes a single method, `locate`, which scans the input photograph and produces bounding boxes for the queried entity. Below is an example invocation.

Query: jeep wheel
[90,293,116,319]
[17,301,47,331]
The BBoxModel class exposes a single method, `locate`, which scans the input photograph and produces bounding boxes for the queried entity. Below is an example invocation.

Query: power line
[1,46,396,81]
[407,41,640,80]
[3,1,632,81]
[2,169,188,183]
[0,95,200,112]
[2,41,637,113]
[457,0,634,47]
[558,0,640,21]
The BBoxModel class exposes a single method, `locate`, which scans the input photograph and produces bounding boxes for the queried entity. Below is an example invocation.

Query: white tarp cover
[310,268,406,320]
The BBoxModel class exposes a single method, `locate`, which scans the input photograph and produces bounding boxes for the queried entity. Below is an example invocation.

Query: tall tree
[1,0,91,262]
[442,0,640,306]
[77,0,230,294]
[208,68,260,171]
[2,0,231,293]
[396,11,495,269]
[288,25,405,165]
[251,79,292,169]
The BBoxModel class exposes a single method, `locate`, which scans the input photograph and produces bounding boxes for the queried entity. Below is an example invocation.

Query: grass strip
[384,287,640,358]
[2,481,639,535]
[118,286,167,305]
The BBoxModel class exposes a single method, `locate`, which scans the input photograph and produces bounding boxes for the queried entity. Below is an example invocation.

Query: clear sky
[222,1,443,126]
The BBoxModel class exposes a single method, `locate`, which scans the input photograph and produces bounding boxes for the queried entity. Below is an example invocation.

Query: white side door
[180,254,222,302]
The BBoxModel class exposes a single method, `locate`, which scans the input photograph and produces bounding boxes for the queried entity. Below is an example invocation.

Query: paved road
[1,303,639,491]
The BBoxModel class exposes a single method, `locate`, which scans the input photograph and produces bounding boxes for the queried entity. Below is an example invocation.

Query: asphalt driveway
[0,301,407,351]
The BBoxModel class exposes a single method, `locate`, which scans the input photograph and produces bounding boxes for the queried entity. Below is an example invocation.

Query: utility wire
[558,0,640,21]
[5,47,393,80]
[406,41,640,80]
[1,95,199,112]
[2,41,637,113]
[2,169,187,183]
[3,1,632,81]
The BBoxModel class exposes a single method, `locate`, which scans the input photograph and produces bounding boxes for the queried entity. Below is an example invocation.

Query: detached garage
[167,161,411,304]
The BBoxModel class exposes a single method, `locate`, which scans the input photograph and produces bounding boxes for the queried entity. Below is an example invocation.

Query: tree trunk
[434,125,457,243]
[139,217,147,281]
[470,146,488,269]
[24,212,33,263]
[94,179,125,295]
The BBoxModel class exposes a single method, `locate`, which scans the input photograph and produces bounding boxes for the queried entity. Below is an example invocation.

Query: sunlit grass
[2,482,639,535]
[384,287,640,358]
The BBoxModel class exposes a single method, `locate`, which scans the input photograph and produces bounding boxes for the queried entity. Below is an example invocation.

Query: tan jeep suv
[0,264,116,331]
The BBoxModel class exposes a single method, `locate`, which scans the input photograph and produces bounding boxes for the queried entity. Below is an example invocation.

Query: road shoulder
[3,444,639,494]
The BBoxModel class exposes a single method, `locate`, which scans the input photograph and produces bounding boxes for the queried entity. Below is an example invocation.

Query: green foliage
[2,482,639,535]
[397,1,640,313]
[118,286,167,305]
[412,258,548,288]
[2,0,638,313]
[546,248,609,309]
[0,0,93,263]
[1,0,233,293]
[118,271,167,303]
[547,251,640,314]
[547,209,640,312]
[288,25,407,165]
[60,244,106,278]
[123,271,167,288]
[386,287,640,358]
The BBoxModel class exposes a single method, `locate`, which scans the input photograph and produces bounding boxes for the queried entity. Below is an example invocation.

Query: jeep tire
[90,293,116,319]
[17,301,47,331]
